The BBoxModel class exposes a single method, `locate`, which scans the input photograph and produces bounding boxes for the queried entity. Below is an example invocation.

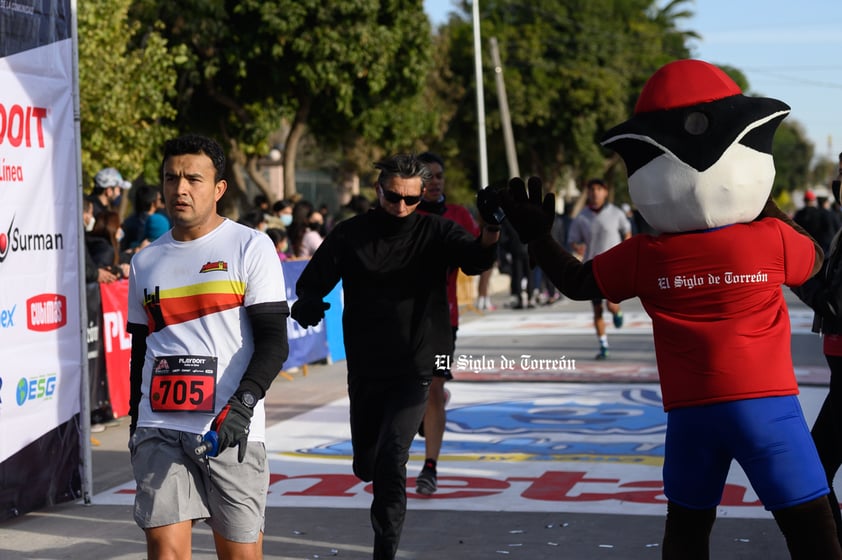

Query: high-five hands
[498,177,555,244]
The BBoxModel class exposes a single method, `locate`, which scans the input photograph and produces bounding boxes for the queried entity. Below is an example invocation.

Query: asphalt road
[0,280,829,560]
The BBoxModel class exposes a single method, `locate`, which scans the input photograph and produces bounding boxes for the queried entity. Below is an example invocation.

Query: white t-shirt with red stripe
[127,219,286,441]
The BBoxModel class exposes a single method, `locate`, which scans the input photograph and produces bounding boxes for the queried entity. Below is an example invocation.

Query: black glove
[476,187,506,226]
[291,298,330,328]
[210,393,254,462]
[498,176,555,244]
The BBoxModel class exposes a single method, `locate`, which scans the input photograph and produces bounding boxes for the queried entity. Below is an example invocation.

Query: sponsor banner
[324,281,345,362]
[0,35,79,464]
[92,383,839,519]
[100,280,131,418]
[281,260,329,369]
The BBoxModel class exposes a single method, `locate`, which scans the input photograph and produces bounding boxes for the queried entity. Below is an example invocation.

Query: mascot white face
[601,59,790,233]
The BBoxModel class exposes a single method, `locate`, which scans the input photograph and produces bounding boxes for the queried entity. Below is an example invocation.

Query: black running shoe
[416,461,438,495]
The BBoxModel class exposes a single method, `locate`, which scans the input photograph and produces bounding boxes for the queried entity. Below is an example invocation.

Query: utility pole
[490,37,519,178]
[472,0,488,188]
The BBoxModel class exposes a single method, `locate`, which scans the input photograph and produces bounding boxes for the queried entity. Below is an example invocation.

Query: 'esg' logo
[16,374,57,405]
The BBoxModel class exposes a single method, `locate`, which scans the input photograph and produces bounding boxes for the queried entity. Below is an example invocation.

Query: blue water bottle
[194,430,219,457]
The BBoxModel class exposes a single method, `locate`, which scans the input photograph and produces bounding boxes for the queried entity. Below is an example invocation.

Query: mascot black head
[601,59,790,233]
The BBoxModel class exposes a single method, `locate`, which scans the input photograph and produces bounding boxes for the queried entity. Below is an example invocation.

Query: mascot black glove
[211,393,254,463]
[291,298,330,328]
[499,176,556,244]
[476,187,506,226]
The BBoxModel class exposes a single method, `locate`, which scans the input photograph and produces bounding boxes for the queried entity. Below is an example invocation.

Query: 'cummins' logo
[0,216,64,265]
[27,293,67,332]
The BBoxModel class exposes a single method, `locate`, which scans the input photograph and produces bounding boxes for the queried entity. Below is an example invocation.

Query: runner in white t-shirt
[126,134,289,559]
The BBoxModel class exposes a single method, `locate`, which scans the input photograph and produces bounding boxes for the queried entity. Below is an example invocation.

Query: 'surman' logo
[0,215,64,265]
[200,260,228,273]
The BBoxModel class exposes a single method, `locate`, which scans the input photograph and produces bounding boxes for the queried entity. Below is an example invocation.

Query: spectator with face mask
[272,199,294,229]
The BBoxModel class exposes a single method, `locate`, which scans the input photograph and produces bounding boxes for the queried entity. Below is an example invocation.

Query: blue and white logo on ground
[91,382,835,520]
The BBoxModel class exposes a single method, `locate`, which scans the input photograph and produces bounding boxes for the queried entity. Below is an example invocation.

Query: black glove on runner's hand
[499,176,556,244]
[291,298,331,328]
[476,187,506,226]
[210,394,253,462]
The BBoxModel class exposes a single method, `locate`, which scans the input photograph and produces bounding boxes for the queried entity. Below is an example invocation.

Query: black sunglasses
[380,188,422,206]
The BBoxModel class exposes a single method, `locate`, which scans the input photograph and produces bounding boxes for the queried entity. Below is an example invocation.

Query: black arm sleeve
[442,220,497,276]
[126,322,149,433]
[460,239,498,275]
[295,235,341,301]
[528,233,603,300]
[236,301,290,399]
[791,260,827,312]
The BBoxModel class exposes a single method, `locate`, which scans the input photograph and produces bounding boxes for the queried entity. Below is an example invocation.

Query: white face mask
[280,213,293,227]
[84,216,96,232]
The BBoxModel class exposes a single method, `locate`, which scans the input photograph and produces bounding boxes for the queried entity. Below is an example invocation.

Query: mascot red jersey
[500,59,842,559]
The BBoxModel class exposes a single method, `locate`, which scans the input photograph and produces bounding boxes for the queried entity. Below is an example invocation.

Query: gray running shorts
[130,427,268,542]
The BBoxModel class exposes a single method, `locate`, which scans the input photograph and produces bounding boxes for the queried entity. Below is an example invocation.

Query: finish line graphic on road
[93,383,835,520]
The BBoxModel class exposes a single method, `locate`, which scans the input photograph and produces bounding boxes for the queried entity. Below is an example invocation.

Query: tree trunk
[283,97,312,199]
[245,155,272,202]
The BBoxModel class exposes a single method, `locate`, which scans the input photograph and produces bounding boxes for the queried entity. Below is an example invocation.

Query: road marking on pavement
[90,382,836,519]
[457,309,817,337]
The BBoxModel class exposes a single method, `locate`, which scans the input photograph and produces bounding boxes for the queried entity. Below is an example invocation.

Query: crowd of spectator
[83,168,380,286]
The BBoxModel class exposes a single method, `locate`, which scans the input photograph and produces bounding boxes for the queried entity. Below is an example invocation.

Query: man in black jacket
[291,153,502,560]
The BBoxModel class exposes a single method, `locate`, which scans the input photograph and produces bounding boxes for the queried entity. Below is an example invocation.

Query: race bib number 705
[150,355,218,412]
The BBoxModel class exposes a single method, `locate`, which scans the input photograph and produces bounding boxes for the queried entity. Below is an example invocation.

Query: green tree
[436,0,695,199]
[771,120,814,197]
[131,0,436,204]
[810,154,838,189]
[77,0,181,192]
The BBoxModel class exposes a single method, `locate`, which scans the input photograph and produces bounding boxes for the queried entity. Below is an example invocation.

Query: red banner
[100,280,132,418]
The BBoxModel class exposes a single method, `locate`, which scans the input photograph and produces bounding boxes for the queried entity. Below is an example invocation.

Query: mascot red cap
[602,59,790,233]
[634,59,741,113]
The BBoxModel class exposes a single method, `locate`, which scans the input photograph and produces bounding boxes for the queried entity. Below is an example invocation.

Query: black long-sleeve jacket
[792,229,842,335]
[296,207,496,378]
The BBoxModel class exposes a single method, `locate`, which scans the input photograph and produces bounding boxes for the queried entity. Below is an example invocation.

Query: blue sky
[424,0,842,174]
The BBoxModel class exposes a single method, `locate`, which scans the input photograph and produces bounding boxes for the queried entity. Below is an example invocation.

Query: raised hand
[476,187,506,226]
[499,176,556,244]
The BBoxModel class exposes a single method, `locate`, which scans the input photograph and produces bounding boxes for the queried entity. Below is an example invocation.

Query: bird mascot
[499,59,842,559]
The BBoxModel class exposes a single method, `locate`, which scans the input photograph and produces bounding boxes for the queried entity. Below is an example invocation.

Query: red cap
[804,190,817,202]
[634,59,743,114]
